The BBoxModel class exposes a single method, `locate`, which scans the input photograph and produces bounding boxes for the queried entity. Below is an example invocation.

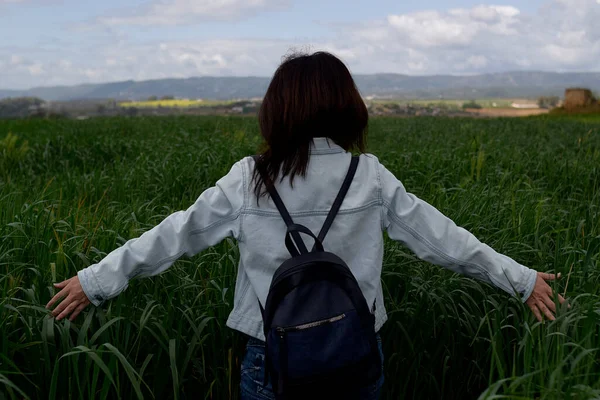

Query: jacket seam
[233,258,250,309]
[235,280,251,309]
[521,268,536,302]
[239,159,247,242]
[88,266,109,301]
[143,251,186,275]
[244,200,381,217]
[229,309,269,324]
[188,211,241,235]
[311,150,345,155]
[383,200,515,294]
[77,270,99,305]
[374,157,385,231]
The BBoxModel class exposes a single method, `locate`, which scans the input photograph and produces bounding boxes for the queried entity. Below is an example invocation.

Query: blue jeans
[240,334,384,400]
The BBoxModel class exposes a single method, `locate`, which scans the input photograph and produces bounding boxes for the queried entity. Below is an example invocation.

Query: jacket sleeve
[77,160,246,306]
[377,161,537,302]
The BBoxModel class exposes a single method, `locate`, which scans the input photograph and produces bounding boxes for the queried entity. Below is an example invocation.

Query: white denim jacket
[78,137,537,340]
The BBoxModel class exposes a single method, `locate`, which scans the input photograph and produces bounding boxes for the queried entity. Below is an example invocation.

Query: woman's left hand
[525,271,567,322]
[46,276,91,321]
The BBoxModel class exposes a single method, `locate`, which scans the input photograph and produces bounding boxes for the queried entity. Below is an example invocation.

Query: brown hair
[253,51,368,199]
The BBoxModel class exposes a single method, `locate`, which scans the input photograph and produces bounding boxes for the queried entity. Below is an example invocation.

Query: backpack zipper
[273,313,346,394]
[279,313,346,332]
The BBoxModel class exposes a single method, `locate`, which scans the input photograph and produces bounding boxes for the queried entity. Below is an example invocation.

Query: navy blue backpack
[256,156,381,399]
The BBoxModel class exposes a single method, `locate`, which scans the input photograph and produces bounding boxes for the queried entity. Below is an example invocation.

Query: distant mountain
[1,72,599,101]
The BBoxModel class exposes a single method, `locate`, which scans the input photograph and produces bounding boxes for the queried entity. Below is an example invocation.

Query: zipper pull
[277,327,286,340]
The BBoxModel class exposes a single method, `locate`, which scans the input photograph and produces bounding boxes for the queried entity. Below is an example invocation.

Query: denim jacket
[78,137,537,340]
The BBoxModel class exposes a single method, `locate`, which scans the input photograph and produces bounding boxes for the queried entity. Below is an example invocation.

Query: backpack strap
[285,223,324,257]
[253,155,360,254]
[316,156,359,244]
[253,156,309,255]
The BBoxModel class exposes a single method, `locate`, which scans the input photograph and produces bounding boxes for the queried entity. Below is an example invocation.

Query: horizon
[1,0,599,90]
[3,69,600,93]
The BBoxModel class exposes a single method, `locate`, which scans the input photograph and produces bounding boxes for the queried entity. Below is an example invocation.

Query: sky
[1,0,599,90]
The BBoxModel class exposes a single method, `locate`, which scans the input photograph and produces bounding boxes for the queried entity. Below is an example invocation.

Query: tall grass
[0,115,599,399]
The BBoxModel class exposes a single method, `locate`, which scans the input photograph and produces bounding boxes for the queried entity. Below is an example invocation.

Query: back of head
[254,51,368,199]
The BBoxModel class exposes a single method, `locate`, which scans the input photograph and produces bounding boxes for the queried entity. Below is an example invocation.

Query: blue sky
[1,0,599,89]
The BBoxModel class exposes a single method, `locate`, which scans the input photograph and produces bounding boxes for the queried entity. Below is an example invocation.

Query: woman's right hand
[525,271,567,322]
[46,276,91,321]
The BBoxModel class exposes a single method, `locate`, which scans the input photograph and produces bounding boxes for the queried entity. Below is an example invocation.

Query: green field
[1,115,599,399]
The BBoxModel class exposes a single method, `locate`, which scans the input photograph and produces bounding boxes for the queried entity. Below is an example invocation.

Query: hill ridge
[2,71,599,101]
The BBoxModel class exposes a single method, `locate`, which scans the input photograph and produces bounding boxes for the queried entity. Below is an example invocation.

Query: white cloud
[1,0,600,90]
[10,55,23,65]
[58,59,71,69]
[388,12,477,47]
[1,0,59,4]
[0,39,299,89]
[469,5,520,21]
[98,0,289,26]
[556,30,587,47]
[344,0,600,74]
[467,55,489,68]
[27,63,44,75]
[387,5,520,48]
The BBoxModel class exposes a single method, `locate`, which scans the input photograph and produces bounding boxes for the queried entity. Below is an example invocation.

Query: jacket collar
[311,137,345,154]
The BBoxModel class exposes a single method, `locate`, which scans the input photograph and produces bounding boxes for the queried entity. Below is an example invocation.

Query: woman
[47,51,566,399]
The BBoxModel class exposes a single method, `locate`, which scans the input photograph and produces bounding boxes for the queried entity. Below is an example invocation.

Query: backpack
[255,155,382,399]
